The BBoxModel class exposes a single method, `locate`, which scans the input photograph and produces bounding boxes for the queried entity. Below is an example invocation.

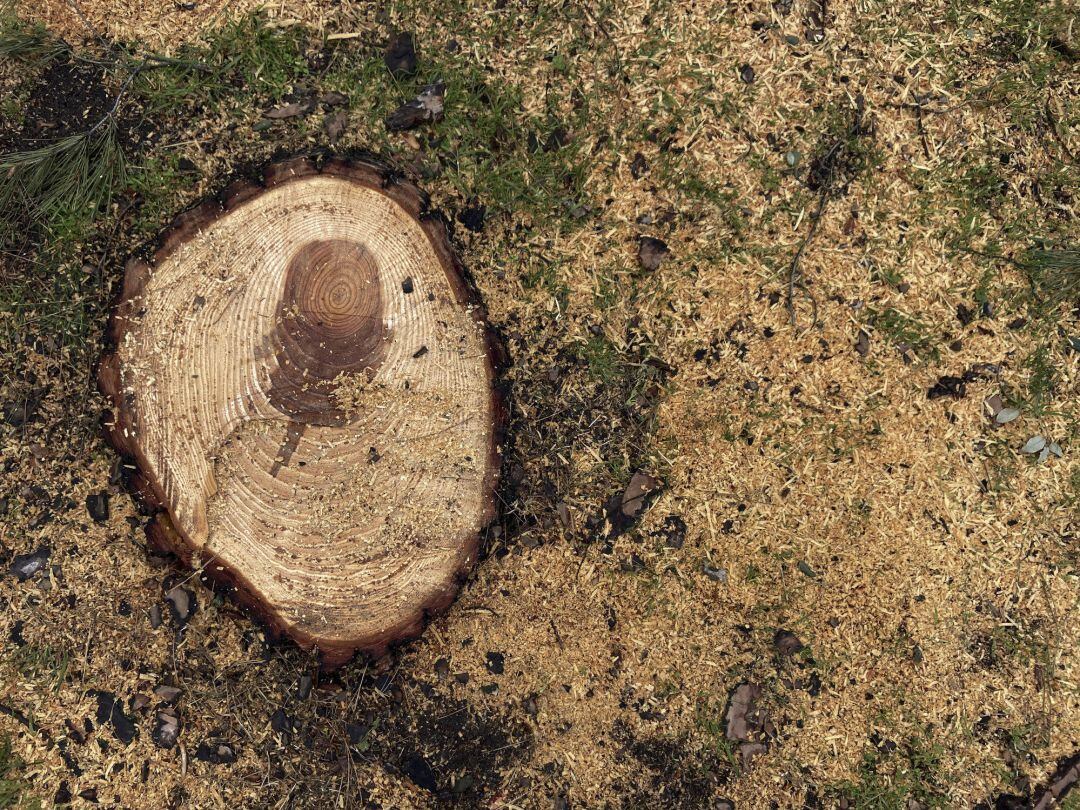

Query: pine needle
[1024,247,1080,315]
[0,120,126,235]
[0,9,68,61]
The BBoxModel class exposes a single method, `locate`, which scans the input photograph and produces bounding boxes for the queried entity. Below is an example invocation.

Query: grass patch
[9,641,71,694]
[0,8,67,62]
[830,735,948,808]
[0,735,38,809]
[866,306,940,361]
[133,15,310,115]
[1024,248,1080,318]
[0,120,126,245]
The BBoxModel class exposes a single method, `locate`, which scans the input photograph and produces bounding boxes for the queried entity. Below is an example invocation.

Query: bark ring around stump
[98,156,506,668]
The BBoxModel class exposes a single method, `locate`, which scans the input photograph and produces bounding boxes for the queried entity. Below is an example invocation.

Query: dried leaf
[324,109,348,144]
[637,237,670,271]
[319,91,348,107]
[854,329,870,357]
[994,407,1020,425]
[1021,436,1046,454]
[263,101,314,119]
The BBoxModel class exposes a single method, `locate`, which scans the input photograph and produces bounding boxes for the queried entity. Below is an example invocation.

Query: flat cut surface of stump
[99,157,502,666]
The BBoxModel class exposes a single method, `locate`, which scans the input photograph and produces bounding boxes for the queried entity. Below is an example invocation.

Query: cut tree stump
[99,156,505,667]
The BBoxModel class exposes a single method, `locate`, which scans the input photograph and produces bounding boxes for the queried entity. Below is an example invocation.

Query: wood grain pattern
[99,156,505,667]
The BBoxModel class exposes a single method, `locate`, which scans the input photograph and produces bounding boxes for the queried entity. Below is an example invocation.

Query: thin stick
[786,102,867,331]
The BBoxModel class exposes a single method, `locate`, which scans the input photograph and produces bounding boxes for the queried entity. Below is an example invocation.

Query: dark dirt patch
[371,685,533,804]
[610,721,733,809]
[1,57,146,152]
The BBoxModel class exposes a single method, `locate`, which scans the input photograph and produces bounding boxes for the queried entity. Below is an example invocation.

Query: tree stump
[99,157,504,667]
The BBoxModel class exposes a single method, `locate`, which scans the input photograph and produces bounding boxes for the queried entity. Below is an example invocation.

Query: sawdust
[1,1,1078,808]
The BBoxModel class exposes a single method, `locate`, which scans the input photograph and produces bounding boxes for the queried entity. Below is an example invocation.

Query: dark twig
[914,95,931,159]
[786,101,868,330]
[785,184,828,329]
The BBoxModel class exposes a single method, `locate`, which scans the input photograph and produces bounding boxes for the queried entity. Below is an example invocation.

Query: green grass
[0,8,601,361]
[133,14,310,115]
[9,641,71,694]
[1025,248,1080,318]
[830,736,948,809]
[0,8,67,62]
[581,335,621,385]
[0,735,38,809]
[1012,344,1058,417]
[866,307,940,362]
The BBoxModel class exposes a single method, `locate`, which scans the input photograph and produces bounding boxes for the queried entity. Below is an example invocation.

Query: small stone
[401,753,438,792]
[194,740,236,764]
[384,31,417,77]
[485,651,505,675]
[773,629,804,656]
[725,683,764,742]
[620,472,660,520]
[703,565,728,583]
[153,685,182,704]
[85,492,109,523]
[401,277,414,294]
[854,329,870,357]
[152,711,181,749]
[434,657,450,680]
[637,237,670,271]
[298,674,313,700]
[148,604,162,629]
[165,586,196,628]
[457,203,486,233]
[739,64,755,83]
[9,546,50,581]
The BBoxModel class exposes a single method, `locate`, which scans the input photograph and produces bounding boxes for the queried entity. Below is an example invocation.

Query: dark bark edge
[97,154,509,669]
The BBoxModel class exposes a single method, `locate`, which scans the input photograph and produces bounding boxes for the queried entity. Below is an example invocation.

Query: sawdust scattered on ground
[2,1,1078,808]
